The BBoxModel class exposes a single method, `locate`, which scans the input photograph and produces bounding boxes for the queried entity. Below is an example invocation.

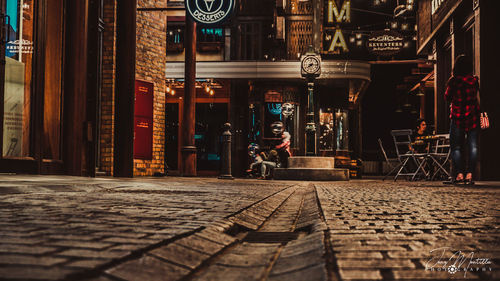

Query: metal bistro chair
[428,134,451,180]
[378,138,401,180]
[390,129,428,181]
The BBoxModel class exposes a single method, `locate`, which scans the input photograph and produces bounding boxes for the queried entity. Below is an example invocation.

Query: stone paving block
[229,213,264,230]
[0,254,67,266]
[268,263,327,281]
[64,258,110,269]
[0,266,74,280]
[191,264,266,281]
[195,228,237,246]
[84,276,116,281]
[387,251,433,259]
[56,249,130,259]
[335,251,384,259]
[279,238,324,258]
[334,245,408,252]
[271,248,324,275]
[337,259,416,269]
[46,240,114,250]
[216,251,276,267]
[150,243,210,269]
[230,243,280,255]
[338,269,383,280]
[106,255,190,281]
[0,244,58,255]
[181,235,230,256]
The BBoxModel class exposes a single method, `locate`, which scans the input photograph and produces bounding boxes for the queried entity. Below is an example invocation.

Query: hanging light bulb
[166,86,171,93]
[355,33,362,40]
[205,85,210,93]
[170,89,176,96]
[401,23,409,30]
[209,89,215,96]
[391,21,398,29]
[349,36,356,43]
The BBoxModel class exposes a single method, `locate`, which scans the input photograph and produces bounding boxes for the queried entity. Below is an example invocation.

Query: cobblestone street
[0,176,498,280]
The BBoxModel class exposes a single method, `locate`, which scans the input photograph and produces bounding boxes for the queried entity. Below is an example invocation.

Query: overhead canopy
[165,61,371,81]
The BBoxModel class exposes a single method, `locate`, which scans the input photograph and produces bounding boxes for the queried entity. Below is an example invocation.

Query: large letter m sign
[327,0,351,23]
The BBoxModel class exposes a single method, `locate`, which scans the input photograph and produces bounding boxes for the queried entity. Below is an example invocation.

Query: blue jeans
[450,121,478,176]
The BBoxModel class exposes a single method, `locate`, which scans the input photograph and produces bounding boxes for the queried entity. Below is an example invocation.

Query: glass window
[3,0,34,158]
[198,28,223,43]
[319,110,334,151]
[335,109,349,151]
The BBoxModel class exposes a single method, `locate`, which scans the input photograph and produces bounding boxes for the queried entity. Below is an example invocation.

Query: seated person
[275,131,291,168]
[260,149,280,179]
[410,119,430,153]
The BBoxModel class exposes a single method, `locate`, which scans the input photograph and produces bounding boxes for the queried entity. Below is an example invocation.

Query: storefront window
[335,109,349,151]
[319,110,334,151]
[3,0,34,158]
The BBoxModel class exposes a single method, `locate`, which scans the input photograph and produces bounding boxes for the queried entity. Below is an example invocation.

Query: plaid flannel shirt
[444,75,480,132]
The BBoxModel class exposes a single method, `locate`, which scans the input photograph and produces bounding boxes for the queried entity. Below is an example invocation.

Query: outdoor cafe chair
[390,129,428,181]
[378,138,401,180]
[428,134,451,180]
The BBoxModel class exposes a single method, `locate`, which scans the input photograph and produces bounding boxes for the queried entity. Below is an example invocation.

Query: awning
[165,61,371,81]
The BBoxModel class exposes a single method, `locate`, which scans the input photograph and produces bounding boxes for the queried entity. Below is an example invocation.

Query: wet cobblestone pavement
[0,176,498,280]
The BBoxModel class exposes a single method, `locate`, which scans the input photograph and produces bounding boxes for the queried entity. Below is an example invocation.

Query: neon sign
[324,0,350,54]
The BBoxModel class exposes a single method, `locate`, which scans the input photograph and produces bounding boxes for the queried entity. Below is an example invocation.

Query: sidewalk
[0,175,498,280]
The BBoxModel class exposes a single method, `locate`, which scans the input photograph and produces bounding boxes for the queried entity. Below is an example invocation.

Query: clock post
[300,49,321,156]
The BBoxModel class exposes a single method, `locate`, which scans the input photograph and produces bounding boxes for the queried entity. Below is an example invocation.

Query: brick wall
[99,0,167,176]
[99,0,117,175]
[134,0,167,176]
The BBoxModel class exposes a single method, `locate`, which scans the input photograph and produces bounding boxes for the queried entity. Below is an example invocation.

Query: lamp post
[305,80,316,156]
[300,49,321,156]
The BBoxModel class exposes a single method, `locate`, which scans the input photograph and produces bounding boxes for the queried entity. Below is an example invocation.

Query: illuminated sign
[324,0,350,54]
[367,30,404,56]
[324,29,349,54]
[327,0,351,24]
[186,0,235,26]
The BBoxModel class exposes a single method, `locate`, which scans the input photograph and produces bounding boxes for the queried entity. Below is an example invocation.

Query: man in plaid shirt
[445,55,480,185]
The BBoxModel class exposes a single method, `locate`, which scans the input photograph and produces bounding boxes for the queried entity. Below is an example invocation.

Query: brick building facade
[99,0,168,176]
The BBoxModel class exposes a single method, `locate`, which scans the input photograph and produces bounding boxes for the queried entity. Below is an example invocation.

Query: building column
[113,0,136,177]
[181,17,197,176]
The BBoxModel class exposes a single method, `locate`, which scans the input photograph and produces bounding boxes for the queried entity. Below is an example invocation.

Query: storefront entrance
[165,80,230,175]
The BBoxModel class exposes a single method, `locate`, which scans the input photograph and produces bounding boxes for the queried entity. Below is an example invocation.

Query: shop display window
[335,109,349,151]
[3,0,34,158]
[319,110,334,151]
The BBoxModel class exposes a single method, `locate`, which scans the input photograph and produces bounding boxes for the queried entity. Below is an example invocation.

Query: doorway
[165,101,229,174]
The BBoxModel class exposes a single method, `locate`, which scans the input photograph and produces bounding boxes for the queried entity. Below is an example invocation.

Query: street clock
[301,53,321,78]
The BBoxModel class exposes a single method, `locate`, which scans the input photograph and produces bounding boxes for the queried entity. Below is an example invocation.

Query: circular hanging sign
[186,0,235,26]
[367,30,404,56]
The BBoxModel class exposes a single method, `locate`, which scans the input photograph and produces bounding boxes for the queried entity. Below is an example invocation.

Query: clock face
[302,56,320,74]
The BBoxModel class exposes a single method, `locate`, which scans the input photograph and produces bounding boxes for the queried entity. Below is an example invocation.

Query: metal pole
[305,79,316,156]
[219,123,234,179]
[181,16,197,176]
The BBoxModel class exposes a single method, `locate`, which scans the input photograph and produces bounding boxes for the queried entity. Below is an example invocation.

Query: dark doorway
[165,103,179,172]
[195,103,228,171]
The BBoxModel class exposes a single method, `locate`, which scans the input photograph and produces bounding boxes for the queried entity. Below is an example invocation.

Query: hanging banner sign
[367,30,404,56]
[134,80,154,160]
[186,0,235,26]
